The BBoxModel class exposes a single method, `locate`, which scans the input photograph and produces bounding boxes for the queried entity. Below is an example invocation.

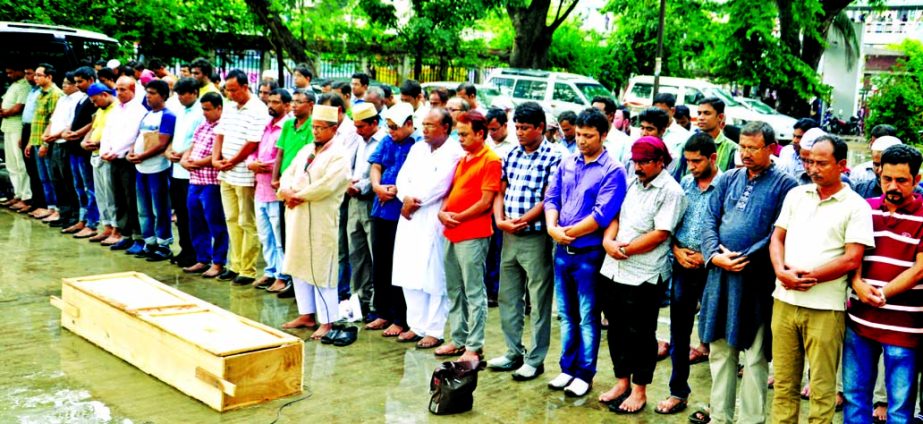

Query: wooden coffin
[50,272,303,412]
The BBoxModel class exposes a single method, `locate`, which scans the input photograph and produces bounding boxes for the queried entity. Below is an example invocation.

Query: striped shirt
[188,120,220,186]
[848,195,923,349]
[215,96,268,186]
[501,140,562,233]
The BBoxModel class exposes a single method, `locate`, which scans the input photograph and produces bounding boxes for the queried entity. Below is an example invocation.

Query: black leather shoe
[232,275,255,286]
[217,269,238,281]
[276,281,294,298]
[49,220,66,228]
[146,246,173,262]
[320,324,343,344]
[333,326,358,347]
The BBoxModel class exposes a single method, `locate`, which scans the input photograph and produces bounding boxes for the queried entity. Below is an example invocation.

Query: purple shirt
[250,116,288,203]
[544,149,628,248]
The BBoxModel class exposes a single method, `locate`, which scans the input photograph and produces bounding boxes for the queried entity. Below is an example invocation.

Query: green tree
[866,40,923,144]
[1,0,257,62]
[506,0,581,69]
[359,0,494,80]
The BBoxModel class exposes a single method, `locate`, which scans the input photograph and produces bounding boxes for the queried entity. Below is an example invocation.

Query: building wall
[821,21,865,118]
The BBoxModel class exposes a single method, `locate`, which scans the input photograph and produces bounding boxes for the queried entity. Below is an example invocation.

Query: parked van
[0,22,118,85]
[485,68,611,116]
[622,75,753,130]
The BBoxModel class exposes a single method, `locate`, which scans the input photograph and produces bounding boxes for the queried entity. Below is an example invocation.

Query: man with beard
[598,136,686,414]
[843,144,923,424]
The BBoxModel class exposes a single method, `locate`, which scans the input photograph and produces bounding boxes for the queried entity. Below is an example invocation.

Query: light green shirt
[772,184,875,311]
[1,79,30,133]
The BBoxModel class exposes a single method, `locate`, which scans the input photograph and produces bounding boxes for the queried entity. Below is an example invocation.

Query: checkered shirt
[188,120,220,185]
[502,140,562,233]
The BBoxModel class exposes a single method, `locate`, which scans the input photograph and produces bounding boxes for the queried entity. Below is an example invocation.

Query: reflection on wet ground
[0,204,840,423]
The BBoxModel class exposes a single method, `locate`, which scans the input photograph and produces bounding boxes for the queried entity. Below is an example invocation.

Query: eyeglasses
[312,125,333,132]
[34,73,46,78]
[738,145,766,154]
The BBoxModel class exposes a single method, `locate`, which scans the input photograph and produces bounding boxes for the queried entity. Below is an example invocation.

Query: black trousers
[169,177,194,258]
[109,158,139,238]
[21,124,46,208]
[603,276,664,386]
[49,143,79,226]
[371,217,405,327]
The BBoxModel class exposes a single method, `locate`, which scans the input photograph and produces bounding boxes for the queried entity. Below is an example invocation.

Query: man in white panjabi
[391,108,464,349]
[278,104,351,340]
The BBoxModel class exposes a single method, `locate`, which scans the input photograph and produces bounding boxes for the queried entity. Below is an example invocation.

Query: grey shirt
[600,170,686,286]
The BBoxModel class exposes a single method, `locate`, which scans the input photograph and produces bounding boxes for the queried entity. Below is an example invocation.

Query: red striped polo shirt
[848,194,923,349]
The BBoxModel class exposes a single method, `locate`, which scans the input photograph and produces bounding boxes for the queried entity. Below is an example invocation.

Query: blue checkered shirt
[502,141,563,233]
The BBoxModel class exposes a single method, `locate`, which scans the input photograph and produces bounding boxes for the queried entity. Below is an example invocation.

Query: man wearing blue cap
[81,82,118,243]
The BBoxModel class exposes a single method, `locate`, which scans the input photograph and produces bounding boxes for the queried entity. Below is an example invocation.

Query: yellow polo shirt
[772,184,874,311]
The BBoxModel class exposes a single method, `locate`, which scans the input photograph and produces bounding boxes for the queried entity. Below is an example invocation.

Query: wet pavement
[0,205,843,423]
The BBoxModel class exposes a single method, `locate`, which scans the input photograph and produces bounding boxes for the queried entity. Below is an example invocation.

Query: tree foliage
[866,40,923,145]
[1,0,257,61]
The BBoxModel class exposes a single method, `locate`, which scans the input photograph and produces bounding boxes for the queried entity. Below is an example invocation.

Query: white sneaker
[563,378,590,397]
[512,363,544,381]
[547,373,574,390]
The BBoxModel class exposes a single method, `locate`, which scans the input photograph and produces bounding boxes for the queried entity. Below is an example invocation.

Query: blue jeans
[187,184,228,265]
[256,200,288,280]
[70,154,98,228]
[34,146,57,208]
[135,169,173,246]
[843,326,919,424]
[554,246,605,382]
[668,262,709,398]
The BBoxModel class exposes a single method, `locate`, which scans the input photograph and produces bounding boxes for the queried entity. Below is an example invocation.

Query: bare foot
[265,279,287,292]
[618,385,647,413]
[183,262,208,273]
[459,350,481,362]
[434,343,464,356]
[398,330,420,341]
[657,340,670,360]
[282,314,317,329]
[767,375,775,389]
[599,379,630,403]
[364,318,390,330]
[310,323,333,340]
[416,336,443,349]
[873,402,887,422]
[801,384,811,399]
[202,264,224,278]
[382,323,404,337]
[655,396,687,414]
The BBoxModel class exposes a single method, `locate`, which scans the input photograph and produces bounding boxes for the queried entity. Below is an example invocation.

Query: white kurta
[391,138,464,295]
[278,141,351,287]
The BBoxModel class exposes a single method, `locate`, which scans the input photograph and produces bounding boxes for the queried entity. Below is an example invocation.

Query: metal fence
[166,50,492,88]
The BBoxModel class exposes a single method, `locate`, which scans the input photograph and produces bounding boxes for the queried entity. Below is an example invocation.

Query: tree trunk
[244,0,314,74]
[774,0,852,116]
[507,0,579,69]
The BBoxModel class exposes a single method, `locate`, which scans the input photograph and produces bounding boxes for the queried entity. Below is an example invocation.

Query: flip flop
[600,391,631,406]
[434,346,466,357]
[689,410,711,424]
[689,347,709,365]
[398,333,423,343]
[416,338,444,349]
[654,396,688,415]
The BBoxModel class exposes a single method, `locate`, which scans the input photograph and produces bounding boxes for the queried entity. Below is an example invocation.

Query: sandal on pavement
[689,410,711,424]
[655,396,688,415]
[416,337,443,349]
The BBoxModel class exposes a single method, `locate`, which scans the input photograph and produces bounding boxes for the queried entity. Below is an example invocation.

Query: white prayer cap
[800,128,827,149]
[352,103,378,122]
[106,59,121,69]
[312,105,339,123]
[383,102,414,127]
[870,135,902,152]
